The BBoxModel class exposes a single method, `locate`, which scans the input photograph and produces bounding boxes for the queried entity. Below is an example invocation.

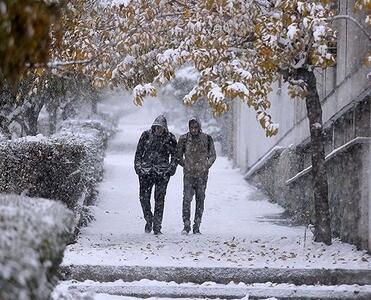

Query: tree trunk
[304,70,332,245]
[24,109,38,136]
[92,95,98,114]
[0,116,10,139]
[49,106,57,135]
[23,97,45,136]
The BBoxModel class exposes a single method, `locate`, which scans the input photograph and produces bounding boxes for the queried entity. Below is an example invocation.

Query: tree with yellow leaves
[96,0,336,244]
[0,1,100,136]
[91,0,368,244]
[0,0,62,83]
[1,0,370,244]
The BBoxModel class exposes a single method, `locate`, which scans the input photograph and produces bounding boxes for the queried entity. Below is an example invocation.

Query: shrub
[0,116,115,206]
[0,135,85,210]
[0,117,115,240]
[55,118,111,205]
[0,194,73,300]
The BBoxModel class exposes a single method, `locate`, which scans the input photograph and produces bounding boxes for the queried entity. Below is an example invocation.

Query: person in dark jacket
[134,115,177,235]
[177,117,216,234]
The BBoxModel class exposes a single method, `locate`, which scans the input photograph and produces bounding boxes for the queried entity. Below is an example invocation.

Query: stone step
[64,281,371,300]
[59,265,371,286]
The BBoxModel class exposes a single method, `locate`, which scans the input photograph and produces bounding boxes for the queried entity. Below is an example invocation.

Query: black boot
[181,221,191,235]
[193,218,201,234]
[181,225,191,235]
[153,229,162,235]
[145,221,152,233]
[193,224,201,234]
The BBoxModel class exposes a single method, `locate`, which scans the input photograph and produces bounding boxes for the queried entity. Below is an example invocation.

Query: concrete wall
[247,136,370,250]
[232,82,307,173]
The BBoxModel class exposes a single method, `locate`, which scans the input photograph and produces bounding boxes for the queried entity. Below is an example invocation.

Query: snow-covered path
[62,105,371,270]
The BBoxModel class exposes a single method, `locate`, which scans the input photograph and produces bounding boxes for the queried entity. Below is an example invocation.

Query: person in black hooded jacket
[134,115,177,235]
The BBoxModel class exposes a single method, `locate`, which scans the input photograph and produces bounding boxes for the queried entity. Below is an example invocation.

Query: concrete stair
[66,282,371,299]
[59,264,371,286]
[58,264,371,299]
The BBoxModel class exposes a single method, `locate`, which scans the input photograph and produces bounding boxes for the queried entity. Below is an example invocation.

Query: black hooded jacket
[134,115,177,177]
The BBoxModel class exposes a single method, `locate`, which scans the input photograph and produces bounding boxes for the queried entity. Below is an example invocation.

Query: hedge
[55,118,111,205]
[0,194,73,300]
[0,117,115,236]
[0,135,86,210]
[0,114,116,299]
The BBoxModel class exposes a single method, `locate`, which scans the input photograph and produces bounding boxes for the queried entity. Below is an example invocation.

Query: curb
[67,283,371,300]
[59,265,371,286]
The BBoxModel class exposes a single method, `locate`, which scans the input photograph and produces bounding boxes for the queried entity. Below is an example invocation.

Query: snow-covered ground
[53,279,371,300]
[62,100,371,271]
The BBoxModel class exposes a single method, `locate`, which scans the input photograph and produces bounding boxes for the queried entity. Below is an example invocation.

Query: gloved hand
[140,167,151,176]
[167,165,177,177]
[137,163,152,177]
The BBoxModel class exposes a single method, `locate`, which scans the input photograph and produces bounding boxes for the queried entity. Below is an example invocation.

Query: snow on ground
[62,99,371,270]
[53,279,371,300]
[94,296,212,300]
[94,298,278,300]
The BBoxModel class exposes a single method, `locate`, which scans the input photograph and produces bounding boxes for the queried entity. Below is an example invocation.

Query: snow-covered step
[59,264,371,286]
[55,280,371,300]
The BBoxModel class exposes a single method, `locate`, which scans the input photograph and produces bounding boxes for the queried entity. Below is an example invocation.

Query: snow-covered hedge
[55,119,111,206]
[0,194,73,300]
[0,117,115,232]
[0,118,114,206]
[0,135,86,210]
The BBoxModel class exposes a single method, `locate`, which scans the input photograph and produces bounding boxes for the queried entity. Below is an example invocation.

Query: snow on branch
[133,83,157,106]
[47,59,95,68]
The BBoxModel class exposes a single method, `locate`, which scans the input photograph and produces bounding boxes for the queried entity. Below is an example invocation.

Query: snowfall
[54,97,371,299]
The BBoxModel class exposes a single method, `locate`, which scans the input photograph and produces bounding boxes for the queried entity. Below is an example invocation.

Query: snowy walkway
[62,105,371,271]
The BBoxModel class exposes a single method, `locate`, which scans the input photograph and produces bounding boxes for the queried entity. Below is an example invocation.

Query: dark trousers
[139,174,169,231]
[182,174,208,228]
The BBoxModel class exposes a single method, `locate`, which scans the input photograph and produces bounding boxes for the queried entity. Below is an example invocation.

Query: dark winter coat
[134,115,177,178]
[177,117,216,177]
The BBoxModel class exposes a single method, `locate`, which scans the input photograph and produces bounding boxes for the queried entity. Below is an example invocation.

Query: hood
[151,114,168,132]
[188,116,202,130]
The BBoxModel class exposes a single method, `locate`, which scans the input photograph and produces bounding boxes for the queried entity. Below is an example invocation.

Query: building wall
[233,0,370,173]
[231,0,371,251]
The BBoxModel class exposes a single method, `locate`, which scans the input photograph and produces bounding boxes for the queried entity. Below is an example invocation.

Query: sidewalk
[62,106,371,272]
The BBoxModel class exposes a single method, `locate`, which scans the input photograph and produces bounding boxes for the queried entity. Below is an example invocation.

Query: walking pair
[134,115,216,235]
